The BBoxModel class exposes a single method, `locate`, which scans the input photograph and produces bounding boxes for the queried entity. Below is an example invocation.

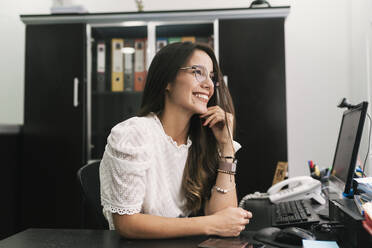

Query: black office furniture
[329,198,372,247]
[20,23,87,230]
[0,125,22,239]
[20,7,289,230]
[1,199,369,248]
[0,229,208,248]
[77,160,108,229]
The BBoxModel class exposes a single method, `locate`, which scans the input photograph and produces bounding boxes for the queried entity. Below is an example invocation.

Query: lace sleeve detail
[233,140,242,153]
[99,121,152,218]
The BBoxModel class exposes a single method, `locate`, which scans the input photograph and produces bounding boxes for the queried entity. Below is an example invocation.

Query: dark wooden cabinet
[219,18,287,199]
[21,24,86,229]
[0,126,22,239]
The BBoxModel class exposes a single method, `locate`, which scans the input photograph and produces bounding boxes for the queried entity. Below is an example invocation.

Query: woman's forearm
[204,173,237,215]
[205,142,237,215]
[113,213,213,239]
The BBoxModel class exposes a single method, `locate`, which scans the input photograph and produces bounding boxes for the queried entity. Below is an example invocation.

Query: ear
[165,82,172,92]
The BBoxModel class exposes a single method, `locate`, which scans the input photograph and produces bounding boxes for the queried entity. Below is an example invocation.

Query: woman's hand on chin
[199,106,234,146]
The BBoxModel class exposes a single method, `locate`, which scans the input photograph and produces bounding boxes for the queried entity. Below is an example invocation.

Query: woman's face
[166,49,215,115]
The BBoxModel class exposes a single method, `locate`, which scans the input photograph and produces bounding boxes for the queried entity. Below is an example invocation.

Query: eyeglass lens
[192,65,216,86]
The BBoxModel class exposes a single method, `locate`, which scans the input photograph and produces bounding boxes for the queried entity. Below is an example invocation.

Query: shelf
[92,26,147,39]
[92,91,143,96]
[156,23,213,38]
[20,7,290,25]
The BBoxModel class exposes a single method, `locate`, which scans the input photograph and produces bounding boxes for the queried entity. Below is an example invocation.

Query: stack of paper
[354,177,372,199]
[354,195,368,215]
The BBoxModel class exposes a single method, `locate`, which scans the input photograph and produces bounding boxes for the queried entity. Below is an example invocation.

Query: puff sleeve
[100,119,152,221]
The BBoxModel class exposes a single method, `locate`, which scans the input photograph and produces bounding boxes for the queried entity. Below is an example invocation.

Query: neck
[159,106,192,146]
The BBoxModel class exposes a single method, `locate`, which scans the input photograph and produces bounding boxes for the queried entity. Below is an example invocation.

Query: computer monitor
[330,101,368,195]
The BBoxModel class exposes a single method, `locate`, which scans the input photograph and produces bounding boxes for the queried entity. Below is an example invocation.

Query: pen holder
[311,168,329,182]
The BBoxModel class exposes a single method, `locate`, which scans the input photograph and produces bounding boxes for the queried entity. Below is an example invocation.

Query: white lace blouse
[99,113,241,230]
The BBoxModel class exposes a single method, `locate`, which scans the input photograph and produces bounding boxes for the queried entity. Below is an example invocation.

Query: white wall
[1,0,371,175]
[286,0,372,177]
[0,1,50,125]
[286,0,352,177]
[350,0,372,175]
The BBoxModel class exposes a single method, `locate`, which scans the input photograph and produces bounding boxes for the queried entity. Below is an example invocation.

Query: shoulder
[108,114,157,149]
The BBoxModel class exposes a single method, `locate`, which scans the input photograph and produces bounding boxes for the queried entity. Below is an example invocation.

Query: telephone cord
[238,192,269,208]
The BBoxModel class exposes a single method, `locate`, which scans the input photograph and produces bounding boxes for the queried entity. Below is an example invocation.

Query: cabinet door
[219,18,288,199]
[21,24,86,228]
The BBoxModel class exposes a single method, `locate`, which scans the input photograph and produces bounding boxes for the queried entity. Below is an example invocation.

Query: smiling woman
[99,42,252,239]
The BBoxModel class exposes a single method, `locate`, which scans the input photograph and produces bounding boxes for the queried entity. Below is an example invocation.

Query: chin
[193,105,208,115]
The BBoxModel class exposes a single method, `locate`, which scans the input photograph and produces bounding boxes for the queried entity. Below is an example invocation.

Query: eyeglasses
[179,65,218,87]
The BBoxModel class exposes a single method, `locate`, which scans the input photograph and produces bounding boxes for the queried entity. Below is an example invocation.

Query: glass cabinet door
[88,22,215,161]
[90,25,147,160]
[155,22,214,53]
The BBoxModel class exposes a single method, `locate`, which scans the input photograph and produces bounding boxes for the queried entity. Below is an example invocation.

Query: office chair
[77,160,108,229]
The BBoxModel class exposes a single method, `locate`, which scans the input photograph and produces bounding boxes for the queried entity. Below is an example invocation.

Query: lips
[193,93,209,103]
[194,93,208,100]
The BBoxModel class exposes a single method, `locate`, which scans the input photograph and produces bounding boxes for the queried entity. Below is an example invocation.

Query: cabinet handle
[73,77,79,107]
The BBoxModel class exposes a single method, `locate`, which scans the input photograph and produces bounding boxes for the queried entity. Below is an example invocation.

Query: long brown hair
[138,42,235,214]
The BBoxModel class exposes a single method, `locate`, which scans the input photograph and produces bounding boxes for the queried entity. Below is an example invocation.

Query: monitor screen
[330,102,368,194]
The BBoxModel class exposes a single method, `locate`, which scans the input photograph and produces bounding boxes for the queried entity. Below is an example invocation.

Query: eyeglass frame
[179,65,219,87]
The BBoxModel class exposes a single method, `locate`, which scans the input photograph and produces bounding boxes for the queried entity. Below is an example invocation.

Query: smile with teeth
[193,93,209,102]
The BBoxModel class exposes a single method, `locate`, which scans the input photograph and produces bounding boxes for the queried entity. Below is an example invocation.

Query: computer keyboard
[272,200,320,228]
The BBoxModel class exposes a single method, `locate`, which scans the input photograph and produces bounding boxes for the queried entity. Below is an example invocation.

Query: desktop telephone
[239,176,326,207]
[268,176,325,204]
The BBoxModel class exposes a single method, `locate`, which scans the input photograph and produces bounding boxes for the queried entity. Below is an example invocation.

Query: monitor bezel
[329,101,368,195]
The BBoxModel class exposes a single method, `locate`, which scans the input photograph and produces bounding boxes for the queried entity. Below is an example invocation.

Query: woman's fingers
[199,106,219,118]
[242,218,250,225]
[244,211,252,219]
[208,114,224,127]
[202,114,215,126]
[202,108,226,127]
[200,106,224,120]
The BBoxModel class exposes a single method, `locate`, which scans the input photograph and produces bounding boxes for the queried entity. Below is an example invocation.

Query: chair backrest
[77,160,108,229]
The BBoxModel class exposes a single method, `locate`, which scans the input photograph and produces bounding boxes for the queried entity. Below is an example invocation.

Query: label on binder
[96,42,106,92]
[124,39,135,91]
[134,39,146,91]
[156,38,168,52]
[111,38,124,91]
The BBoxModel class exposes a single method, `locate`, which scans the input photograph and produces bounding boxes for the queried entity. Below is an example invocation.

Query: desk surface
[0,228,208,248]
[0,200,349,248]
[0,228,269,248]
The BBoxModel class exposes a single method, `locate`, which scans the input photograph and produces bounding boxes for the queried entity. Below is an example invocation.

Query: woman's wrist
[219,140,234,153]
[201,215,216,236]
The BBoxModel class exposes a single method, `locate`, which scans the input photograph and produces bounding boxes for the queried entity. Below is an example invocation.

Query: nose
[200,76,214,89]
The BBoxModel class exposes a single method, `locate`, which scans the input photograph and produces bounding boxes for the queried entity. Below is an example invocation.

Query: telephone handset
[267,176,326,204]
[239,176,326,208]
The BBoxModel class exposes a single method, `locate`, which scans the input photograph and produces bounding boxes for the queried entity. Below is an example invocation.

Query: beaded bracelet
[217,169,236,175]
[213,183,236,194]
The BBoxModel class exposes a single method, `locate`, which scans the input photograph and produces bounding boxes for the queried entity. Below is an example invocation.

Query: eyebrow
[189,64,214,73]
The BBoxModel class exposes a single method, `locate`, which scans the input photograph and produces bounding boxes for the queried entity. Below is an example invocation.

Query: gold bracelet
[217,169,236,175]
[213,183,236,194]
